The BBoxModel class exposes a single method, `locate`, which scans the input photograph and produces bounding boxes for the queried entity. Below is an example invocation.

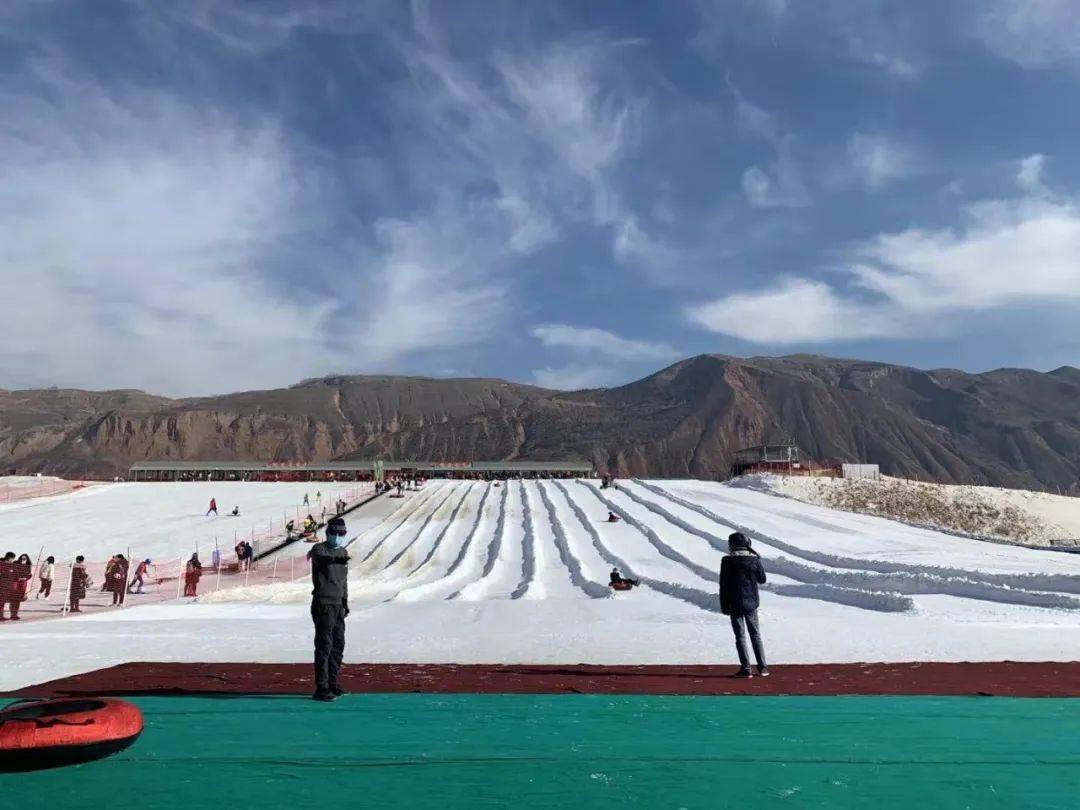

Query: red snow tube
[0,698,143,772]
[611,581,633,591]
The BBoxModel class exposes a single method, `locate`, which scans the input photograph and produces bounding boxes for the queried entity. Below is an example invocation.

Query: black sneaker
[757,666,770,677]
[311,690,337,702]
[330,685,345,697]
[735,668,753,678]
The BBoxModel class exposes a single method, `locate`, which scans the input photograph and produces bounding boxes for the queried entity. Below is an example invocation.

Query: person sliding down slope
[609,568,639,589]
[605,511,621,523]
[308,516,350,702]
[719,533,769,678]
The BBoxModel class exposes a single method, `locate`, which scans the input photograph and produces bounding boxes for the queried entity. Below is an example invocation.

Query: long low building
[129,460,595,482]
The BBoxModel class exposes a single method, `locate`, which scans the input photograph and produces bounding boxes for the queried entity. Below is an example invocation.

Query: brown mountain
[2,355,1078,491]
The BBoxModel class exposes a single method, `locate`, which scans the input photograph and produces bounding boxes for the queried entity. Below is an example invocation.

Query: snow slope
[2,478,1078,692]
[0,481,365,563]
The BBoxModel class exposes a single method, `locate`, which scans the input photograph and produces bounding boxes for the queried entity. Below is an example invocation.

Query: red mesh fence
[0,479,92,503]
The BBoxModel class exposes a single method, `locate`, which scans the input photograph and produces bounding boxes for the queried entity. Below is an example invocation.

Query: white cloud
[847,133,917,190]
[533,362,630,390]
[0,62,338,395]
[0,38,539,394]
[357,205,512,363]
[532,364,617,391]
[613,218,682,280]
[728,81,809,209]
[687,279,898,342]
[974,0,1080,68]
[496,42,642,179]
[742,141,809,208]
[531,324,679,362]
[1017,153,1047,193]
[698,1,922,80]
[688,176,1080,343]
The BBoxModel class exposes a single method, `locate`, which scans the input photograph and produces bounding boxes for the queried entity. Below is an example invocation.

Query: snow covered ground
[755,473,1080,546]
[1,478,1078,692]
[0,480,365,563]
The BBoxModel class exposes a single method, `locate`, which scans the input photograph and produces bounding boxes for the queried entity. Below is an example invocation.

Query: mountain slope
[2,355,1078,490]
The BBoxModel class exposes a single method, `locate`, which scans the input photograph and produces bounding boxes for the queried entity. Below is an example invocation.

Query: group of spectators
[0,552,34,620]
[379,475,426,497]
[0,552,132,617]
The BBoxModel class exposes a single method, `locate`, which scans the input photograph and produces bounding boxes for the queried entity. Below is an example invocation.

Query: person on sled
[230,506,240,517]
[609,567,639,589]
[606,511,620,523]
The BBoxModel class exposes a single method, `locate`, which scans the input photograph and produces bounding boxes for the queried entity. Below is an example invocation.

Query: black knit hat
[728,532,751,550]
[327,516,347,536]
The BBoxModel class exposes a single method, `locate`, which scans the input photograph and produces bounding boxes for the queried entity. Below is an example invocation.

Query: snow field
[0,481,365,564]
[4,477,1080,692]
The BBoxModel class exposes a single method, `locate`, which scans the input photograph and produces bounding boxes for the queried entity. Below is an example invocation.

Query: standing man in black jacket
[308,516,350,701]
[719,532,769,678]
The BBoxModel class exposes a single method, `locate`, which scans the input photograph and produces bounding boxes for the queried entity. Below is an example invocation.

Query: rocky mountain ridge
[2,355,1077,491]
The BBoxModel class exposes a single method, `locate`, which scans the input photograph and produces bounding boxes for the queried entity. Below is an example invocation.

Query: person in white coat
[37,556,56,599]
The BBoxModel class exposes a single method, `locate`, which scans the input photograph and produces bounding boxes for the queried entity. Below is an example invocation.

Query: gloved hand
[343,601,350,617]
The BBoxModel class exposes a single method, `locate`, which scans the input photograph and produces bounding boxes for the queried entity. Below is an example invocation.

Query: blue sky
[2,0,1079,395]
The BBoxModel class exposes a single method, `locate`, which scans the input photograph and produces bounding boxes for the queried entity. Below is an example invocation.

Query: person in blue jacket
[719,532,769,677]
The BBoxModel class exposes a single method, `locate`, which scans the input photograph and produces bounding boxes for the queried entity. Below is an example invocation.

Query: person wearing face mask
[307,516,350,702]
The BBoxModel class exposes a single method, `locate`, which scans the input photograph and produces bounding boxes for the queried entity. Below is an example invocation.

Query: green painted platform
[3,695,1078,808]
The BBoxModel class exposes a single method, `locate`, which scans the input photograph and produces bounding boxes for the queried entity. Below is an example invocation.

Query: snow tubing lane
[0,697,142,772]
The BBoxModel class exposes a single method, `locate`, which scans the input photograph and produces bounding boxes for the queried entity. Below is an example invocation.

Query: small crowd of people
[1,552,141,616]
[0,552,34,620]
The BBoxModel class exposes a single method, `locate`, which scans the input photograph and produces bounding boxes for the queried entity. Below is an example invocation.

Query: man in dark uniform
[307,516,350,701]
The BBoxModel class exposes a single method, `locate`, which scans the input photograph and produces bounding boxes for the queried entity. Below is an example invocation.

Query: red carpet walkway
[9,661,1080,698]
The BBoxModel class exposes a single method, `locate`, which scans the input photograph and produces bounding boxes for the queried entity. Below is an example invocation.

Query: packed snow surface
[2,478,1078,692]
[0,481,362,562]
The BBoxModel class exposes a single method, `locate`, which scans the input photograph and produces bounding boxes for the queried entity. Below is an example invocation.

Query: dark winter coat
[105,559,128,595]
[10,561,32,601]
[719,551,766,616]
[307,542,349,607]
[70,565,89,601]
[0,560,14,601]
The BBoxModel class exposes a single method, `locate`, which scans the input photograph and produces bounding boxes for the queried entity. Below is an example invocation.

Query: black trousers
[311,601,346,691]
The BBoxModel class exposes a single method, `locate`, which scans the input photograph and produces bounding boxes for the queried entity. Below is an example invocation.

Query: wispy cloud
[729,80,809,208]
[688,163,1080,343]
[531,323,680,390]
[846,133,918,190]
[697,1,923,80]
[1017,153,1047,193]
[973,0,1080,68]
[531,324,679,362]
[532,364,618,391]
[0,58,337,395]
